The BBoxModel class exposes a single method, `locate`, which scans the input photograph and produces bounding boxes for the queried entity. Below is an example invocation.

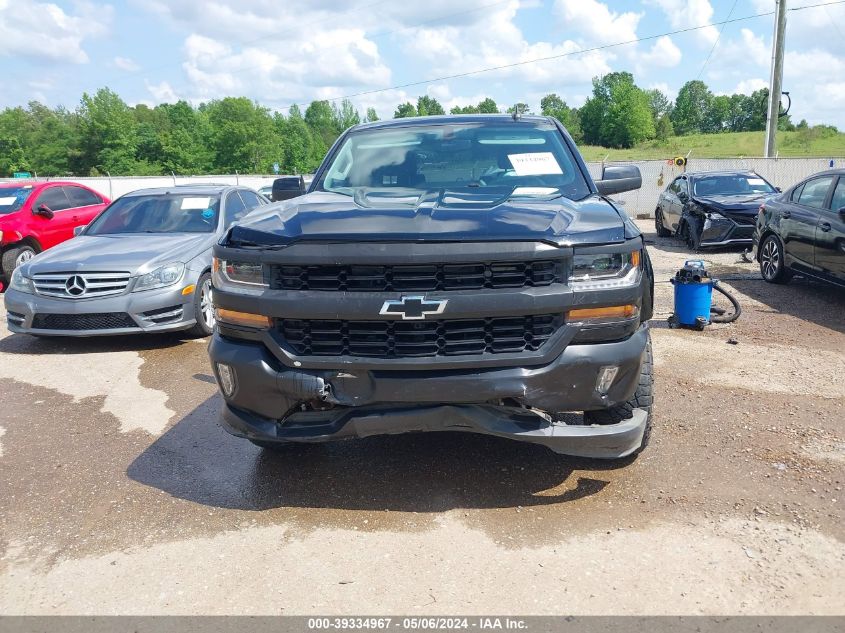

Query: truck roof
[350,114,555,132]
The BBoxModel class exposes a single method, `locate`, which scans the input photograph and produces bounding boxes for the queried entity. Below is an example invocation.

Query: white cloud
[733,78,768,95]
[113,56,140,72]
[399,1,612,87]
[639,35,682,68]
[645,0,719,45]
[554,0,642,45]
[146,80,179,102]
[0,0,111,63]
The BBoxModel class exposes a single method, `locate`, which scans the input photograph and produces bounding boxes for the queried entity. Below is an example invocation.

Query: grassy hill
[578,130,845,162]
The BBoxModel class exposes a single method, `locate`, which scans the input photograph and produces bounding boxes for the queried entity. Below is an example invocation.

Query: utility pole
[764,0,787,157]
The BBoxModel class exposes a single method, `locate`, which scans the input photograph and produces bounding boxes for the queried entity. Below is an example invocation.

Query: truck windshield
[0,187,34,214]
[316,120,591,202]
[86,194,221,235]
[693,175,776,196]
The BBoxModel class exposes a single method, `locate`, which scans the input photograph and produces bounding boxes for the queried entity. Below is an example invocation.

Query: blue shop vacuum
[668,260,741,330]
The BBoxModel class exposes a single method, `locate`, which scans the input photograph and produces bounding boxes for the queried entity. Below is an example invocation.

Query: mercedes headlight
[212,257,267,296]
[570,250,641,290]
[133,263,185,292]
[9,267,34,294]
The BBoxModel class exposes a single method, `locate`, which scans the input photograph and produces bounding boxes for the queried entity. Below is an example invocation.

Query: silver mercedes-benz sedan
[4,184,268,337]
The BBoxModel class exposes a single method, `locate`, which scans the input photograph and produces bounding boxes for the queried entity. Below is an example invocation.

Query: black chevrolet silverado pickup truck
[208,115,655,459]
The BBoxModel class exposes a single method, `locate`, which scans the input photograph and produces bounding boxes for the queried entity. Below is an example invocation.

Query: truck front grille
[271,260,565,292]
[32,312,137,331]
[278,314,563,358]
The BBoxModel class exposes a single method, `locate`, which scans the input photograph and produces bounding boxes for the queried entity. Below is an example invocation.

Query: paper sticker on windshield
[0,196,18,205]
[181,197,211,210]
[748,178,766,186]
[508,152,563,176]
[512,187,559,196]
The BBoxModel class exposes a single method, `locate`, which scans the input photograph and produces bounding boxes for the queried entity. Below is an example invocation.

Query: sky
[1,0,844,128]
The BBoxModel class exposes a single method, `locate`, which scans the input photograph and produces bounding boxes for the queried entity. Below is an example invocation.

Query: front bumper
[698,213,756,247]
[208,325,650,458]
[3,284,198,337]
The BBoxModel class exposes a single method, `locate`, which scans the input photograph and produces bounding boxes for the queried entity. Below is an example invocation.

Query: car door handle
[819,222,832,232]
[781,210,791,218]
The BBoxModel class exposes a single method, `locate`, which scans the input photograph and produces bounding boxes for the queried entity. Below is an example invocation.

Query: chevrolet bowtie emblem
[379,296,448,320]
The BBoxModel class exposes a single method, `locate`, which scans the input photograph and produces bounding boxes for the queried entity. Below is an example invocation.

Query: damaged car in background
[655,170,779,250]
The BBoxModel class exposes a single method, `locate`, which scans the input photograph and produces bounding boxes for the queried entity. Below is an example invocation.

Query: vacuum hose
[710,281,741,323]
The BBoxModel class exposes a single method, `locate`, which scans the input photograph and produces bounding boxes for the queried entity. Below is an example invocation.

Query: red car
[0,181,110,287]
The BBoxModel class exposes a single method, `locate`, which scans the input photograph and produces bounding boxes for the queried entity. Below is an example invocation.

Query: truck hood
[24,233,215,276]
[225,190,629,248]
[691,192,774,215]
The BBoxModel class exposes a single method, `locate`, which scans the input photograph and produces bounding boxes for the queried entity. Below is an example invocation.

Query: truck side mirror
[595,165,642,196]
[33,204,54,219]
[272,176,306,202]
[678,191,689,203]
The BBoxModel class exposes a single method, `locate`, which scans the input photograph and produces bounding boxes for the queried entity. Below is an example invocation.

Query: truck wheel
[186,273,215,337]
[759,234,792,284]
[584,334,653,454]
[2,245,37,278]
[655,209,672,237]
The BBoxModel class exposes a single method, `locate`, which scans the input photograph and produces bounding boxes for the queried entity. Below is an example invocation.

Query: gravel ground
[0,220,843,615]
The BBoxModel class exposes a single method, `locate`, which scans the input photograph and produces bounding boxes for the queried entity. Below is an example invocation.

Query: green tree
[416,96,445,116]
[540,93,583,142]
[332,99,361,131]
[206,97,278,173]
[394,102,417,118]
[645,89,672,122]
[365,107,379,122]
[671,80,713,135]
[703,95,731,133]
[477,98,499,113]
[580,73,655,148]
[655,113,674,141]
[304,100,339,147]
[77,87,139,175]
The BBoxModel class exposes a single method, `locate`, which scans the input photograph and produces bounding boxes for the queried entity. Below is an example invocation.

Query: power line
[696,0,739,80]
[266,0,844,113]
[821,3,845,38]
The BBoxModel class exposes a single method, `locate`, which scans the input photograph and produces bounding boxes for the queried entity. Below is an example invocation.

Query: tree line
[0,76,834,177]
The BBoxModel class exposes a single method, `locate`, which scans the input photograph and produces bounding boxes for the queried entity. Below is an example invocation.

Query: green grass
[578,130,845,162]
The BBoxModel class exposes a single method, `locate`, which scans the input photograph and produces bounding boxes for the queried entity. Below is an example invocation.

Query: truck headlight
[9,267,34,294]
[570,250,641,290]
[212,257,268,295]
[133,263,185,292]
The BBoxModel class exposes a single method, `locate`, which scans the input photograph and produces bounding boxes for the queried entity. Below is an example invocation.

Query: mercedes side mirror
[33,204,54,219]
[272,175,306,202]
[595,165,642,196]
